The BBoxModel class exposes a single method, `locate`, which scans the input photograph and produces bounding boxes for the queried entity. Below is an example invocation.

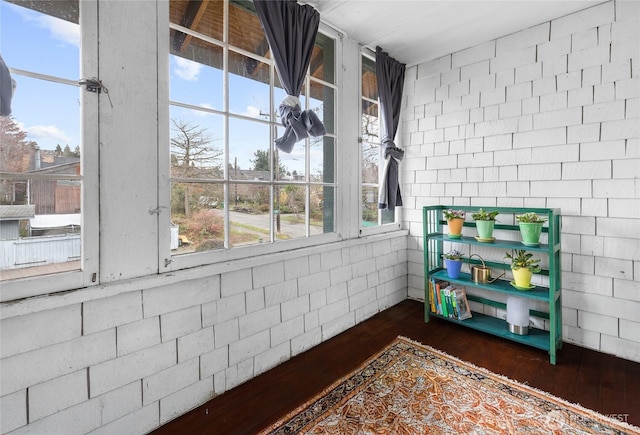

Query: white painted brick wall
[4,2,639,433]
[238,305,280,339]
[90,340,176,397]
[0,304,81,359]
[90,404,159,435]
[161,306,202,342]
[142,357,199,406]
[84,292,142,335]
[117,317,161,356]
[221,269,253,297]
[252,262,285,288]
[159,378,214,425]
[452,41,495,68]
[143,278,219,318]
[178,327,215,363]
[496,23,549,56]
[1,330,115,396]
[229,330,270,366]
[0,389,26,433]
[550,2,614,39]
[404,0,639,365]
[578,310,619,335]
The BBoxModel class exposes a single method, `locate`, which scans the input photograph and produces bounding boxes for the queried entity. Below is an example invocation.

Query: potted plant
[504,249,541,289]
[471,208,499,240]
[516,212,547,246]
[442,209,465,239]
[442,249,465,279]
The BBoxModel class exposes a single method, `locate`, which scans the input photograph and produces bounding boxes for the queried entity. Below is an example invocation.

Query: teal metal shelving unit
[423,205,562,364]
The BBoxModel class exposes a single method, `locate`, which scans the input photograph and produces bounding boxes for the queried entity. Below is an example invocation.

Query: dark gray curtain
[1,53,14,117]
[254,0,326,153]
[376,46,405,211]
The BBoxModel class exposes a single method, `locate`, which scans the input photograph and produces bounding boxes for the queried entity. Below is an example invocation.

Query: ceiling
[304,0,604,66]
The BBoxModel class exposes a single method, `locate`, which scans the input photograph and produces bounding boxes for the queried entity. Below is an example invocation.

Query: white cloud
[37,15,80,47]
[10,2,81,47]
[241,106,262,118]
[26,125,71,144]
[174,57,202,81]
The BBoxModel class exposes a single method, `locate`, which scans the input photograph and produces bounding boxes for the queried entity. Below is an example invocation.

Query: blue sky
[1,0,318,175]
[1,1,81,151]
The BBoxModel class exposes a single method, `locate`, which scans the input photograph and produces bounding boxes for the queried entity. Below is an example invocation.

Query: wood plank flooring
[151,299,640,434]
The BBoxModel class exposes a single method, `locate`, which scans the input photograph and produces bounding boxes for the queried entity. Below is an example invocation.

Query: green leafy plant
[471,208,499,221]
[504,250,541,272]
[516,212,548,223]
[443,209,465,220]
[442,250,465,260]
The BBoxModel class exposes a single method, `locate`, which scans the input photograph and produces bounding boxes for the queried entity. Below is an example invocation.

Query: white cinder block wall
[404,0,640,362]
[0,235,407,433]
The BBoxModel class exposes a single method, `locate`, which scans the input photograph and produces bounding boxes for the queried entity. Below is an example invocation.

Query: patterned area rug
[259,336,639,434]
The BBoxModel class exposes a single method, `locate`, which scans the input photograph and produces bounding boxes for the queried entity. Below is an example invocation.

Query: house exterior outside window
[168,0,338,262]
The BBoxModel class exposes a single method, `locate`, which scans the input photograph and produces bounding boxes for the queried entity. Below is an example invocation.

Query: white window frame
[0,0,99,302]
[359,47,401,237]
[160,5,344,273]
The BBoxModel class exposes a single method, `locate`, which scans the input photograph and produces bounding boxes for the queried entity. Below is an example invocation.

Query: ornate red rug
[259,336,639,434]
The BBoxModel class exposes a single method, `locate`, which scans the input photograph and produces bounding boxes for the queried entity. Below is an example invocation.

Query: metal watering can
[468,254,505,283]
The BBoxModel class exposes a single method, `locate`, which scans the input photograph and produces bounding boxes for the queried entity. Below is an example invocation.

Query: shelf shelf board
[429,311,551,352]
[430,270,551,301]
[430,234,550,252]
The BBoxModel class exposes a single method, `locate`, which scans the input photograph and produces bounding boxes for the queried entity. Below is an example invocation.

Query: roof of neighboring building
[30,213,81,229]
[0,205,36,220]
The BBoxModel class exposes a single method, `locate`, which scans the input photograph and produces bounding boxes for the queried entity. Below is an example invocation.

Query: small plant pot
[475,220,495,239]
[512,267,533,288]
[447,218,464,238]
[445,259,463,279]
[519,222,543,246]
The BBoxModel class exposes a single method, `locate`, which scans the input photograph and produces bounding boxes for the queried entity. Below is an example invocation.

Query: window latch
[79,77,113,108]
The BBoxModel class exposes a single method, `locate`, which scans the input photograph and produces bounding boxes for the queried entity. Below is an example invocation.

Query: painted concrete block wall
[404,0,640,362]
[0,235,407,433]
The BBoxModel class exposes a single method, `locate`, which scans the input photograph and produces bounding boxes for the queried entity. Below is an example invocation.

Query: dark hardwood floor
[151,299,640,434]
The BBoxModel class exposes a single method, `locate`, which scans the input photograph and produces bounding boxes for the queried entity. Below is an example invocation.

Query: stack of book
[429,278,472,320]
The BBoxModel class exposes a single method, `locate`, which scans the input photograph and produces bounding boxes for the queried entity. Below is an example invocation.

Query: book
[428,279,437,314]
[452,287,472,320]
[432,279,450,316]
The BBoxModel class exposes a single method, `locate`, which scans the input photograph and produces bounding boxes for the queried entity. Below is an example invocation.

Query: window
[168,0,337,259]
[0,0,97,293]
[360,51,395,231]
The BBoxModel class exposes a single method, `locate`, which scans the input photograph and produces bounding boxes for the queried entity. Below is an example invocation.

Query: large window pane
[229,51,270,119]
[275,184,306,240]
[230,183,270,247]
[361,101,379,143]
[312,135,334,183]
[170,0,224,42]
[229,117,270,176]
[308,81,334,135]
[312,185,334,233]
[1,0,82,279]
[277,143,305,182]
[311,33,335,84]
[169,0,337,259]
[170,182,224,253]
[362,56,378,100]
[170,106,224,180]
[169,34,223,110]
[362,142,380,184]
[361,186,378,227]
[1,1,79,80]
[228,0,270,58]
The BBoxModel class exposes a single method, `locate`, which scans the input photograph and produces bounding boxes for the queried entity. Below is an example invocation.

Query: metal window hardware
[79,77,113,108]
